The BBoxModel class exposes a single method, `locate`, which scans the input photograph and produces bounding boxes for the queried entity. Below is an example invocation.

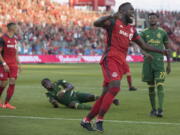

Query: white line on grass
[0,115,180,126]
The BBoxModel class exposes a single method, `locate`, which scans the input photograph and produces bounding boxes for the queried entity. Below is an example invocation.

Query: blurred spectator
[0,0,179,55]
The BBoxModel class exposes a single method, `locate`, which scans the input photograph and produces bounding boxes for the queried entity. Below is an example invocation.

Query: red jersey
[101,19,140,64]
[0,34,18,66]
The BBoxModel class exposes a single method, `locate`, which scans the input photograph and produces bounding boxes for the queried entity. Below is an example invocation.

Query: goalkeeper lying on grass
[41,78,119,109]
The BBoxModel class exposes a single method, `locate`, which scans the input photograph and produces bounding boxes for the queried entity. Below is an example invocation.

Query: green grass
[0,63,180,135]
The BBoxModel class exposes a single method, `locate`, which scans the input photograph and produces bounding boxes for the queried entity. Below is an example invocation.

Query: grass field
[0,63,180,135]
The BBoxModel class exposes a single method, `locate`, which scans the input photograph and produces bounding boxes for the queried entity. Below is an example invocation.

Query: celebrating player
[140,13,171,117]
[80,2,170,132]
[41,78,119,109]
[0,22,20,109]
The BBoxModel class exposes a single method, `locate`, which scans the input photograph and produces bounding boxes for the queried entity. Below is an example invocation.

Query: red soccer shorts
[0,65,18,80]
[101,58,126,86]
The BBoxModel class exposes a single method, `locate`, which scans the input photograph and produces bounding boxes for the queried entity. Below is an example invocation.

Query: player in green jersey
[41,78,119,110]
[140,13,171,117]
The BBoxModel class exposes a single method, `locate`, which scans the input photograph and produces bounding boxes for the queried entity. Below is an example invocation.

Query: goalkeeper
[41,78,119,110]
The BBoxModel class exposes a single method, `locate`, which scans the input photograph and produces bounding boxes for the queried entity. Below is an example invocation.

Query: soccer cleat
[113,99,120,106]
[95,121,104,132]
[157,109,163,117]
[5,103,16,109]
[80,121,95,131]
[150,109,157,116]
[129,86,137,91]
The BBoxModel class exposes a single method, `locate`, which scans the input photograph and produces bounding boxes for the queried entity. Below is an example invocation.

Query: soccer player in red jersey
[0,23,21,109]
[80,3,169,132]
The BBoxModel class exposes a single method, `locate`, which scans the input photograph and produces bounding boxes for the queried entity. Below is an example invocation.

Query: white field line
[0,115,180,126]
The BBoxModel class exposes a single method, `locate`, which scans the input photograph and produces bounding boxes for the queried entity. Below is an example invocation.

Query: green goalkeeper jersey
[140,27,168,61]
[46,80,76,106]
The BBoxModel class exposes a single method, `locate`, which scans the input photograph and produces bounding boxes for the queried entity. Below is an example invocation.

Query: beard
[125,15,133,24]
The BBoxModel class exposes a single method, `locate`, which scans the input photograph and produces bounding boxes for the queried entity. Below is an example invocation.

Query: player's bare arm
[0,47,9,72]
[134,37,169,55]
[49,98,59,108]
[164,42,171,74]
[58,82,74,98]
[94,16,113,28]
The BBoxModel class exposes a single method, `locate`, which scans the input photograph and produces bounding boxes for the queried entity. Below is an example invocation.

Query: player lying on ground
[80,2,170,132]
[0,23,21,109]
[41,78,119,109]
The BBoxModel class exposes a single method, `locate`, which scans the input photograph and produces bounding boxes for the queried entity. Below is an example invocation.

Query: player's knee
[126,72,131,76]
[9,78,16,85]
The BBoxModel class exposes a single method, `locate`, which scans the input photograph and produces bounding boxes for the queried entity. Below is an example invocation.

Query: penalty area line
[0,115,180,126]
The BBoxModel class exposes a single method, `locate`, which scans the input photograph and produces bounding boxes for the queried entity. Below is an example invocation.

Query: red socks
[127,75,132,88]
[85,87,120,122]
[97,87,120,120]
[5,84,15,104]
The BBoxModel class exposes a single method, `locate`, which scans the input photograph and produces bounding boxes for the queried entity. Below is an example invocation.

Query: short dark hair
[118,2,131,12]
[148,13,159,18]
[7,22,16,29]
[41,78,50,85]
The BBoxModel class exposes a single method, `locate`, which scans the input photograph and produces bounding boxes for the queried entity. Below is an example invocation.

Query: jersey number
[160,72,166,79]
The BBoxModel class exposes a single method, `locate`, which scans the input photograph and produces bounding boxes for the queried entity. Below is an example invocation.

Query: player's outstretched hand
[3,65,10,72]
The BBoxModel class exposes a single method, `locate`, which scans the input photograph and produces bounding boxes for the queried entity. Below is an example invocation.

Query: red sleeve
[132,28,140,41]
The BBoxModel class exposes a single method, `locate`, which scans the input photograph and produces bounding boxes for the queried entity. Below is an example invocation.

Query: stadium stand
[0,0,179,55]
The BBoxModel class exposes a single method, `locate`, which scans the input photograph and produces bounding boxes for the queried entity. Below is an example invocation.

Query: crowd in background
[0,0,179,55]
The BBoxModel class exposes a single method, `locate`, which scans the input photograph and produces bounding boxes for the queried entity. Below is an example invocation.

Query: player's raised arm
[134,37,169,55]
[94,15,114,28]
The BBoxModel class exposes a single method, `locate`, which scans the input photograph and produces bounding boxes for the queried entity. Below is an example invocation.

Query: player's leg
[76,92,98,103]
[4,66,18,109]
[4,77,16,109]
[0,66,9,108]
[81,84,108,131]
[95,80,120,132]
[142,60,156,115]
[147,81,156,116]
[0,80,8,108]
[69,101,91,110]
[154,66,165,117]
[124,63,137,91]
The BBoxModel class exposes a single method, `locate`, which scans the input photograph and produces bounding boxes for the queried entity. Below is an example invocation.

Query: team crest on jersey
[112,72,118,78]
[146,35,150,38]
[157,33,161,38]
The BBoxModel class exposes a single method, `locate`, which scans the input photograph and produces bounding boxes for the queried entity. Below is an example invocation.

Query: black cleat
[113,99,120,106]
[157,109,163,118]
[80,121,95,131]
[150,109,157,116]
[129,86,137,91]
[95,121,104,132]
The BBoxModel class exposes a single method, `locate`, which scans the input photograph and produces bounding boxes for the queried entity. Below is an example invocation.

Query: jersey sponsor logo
[147,39,161,44]
[7,44,16,48]
[119,30,134,40]
[112,72,118,78]
[157,33,162,38]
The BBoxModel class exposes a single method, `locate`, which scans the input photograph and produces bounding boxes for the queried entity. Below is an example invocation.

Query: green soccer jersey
[46,80,76,106]
[140,27,168,60]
